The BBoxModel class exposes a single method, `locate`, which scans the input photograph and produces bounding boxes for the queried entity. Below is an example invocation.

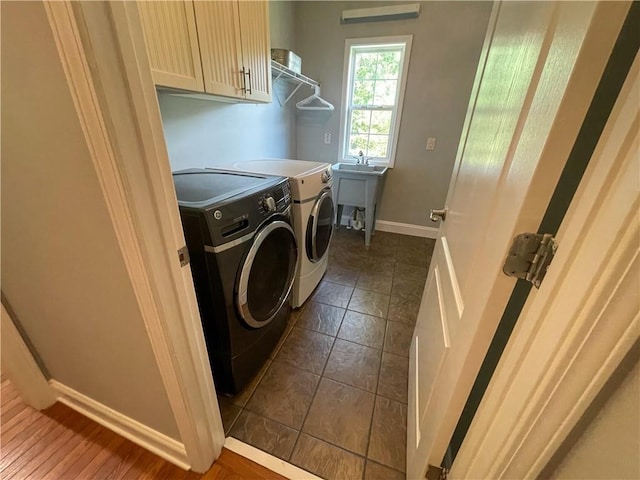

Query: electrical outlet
[426,137,436,151]
[324,133,331,144]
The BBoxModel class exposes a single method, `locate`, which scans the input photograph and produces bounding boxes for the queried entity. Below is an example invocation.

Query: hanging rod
[271,60,320,106]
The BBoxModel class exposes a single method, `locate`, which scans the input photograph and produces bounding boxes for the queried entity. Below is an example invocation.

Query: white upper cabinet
[138,1,204,92]
[139,1,271,103]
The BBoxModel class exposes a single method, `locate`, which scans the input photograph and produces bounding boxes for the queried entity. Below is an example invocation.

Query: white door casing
[407,2,632,478]
[43,2,224,472]
[0,304,57,410]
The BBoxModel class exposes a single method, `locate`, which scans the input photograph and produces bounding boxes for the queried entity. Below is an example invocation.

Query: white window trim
[338,35,413,168]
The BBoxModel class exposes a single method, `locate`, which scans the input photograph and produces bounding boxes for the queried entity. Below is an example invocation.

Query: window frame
[338,35,413,167]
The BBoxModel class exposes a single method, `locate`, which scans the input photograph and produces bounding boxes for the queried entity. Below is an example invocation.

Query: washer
[173,168,297,395]
[227,159,334,308]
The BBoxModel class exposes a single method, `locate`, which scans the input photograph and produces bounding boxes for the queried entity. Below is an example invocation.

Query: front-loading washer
[225,159,334,308]
[173,168,297,395]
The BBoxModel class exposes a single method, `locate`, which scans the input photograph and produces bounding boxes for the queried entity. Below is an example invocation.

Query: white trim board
[50,380,190,470]
[44,2,223,472]
[339,215,438,239]
[224,437,322,480]
[375,220,438,239]
[1,304,57,410]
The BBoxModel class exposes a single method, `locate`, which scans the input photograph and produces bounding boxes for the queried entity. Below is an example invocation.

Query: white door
[407,1,632,478]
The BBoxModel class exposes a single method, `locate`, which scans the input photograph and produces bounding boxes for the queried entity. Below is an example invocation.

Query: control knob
[262,196,277,213]
[321,171,331,183]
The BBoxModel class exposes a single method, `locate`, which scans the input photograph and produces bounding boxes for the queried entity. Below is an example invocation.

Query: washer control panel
[321,168,332,184]
[261,196,276,213]
[257,181,291,217]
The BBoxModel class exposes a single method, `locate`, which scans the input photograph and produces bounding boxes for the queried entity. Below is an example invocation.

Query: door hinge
[426,464,448,480]
[503,233,557,288]
[178,246,190,267]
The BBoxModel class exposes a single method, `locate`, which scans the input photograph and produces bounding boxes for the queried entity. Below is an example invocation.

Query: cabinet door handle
[241,67,247,93]
[246,68,252,95]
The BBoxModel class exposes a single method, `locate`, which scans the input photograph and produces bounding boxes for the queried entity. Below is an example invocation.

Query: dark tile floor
[218,228,435,480]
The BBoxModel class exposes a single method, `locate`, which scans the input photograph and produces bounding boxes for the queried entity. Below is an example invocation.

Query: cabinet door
[238,1,272,103]
[138,1,204,91]
[194,1,245,98]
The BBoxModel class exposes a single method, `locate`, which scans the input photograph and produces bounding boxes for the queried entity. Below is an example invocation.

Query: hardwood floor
[0,376,287,480]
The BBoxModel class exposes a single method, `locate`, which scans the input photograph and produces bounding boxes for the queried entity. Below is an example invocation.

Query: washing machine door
[306,189,334,263]
[236,220,298,329]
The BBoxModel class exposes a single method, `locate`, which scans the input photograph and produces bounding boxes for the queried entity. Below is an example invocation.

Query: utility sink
[335,163,388,175]
[331,163,389,246]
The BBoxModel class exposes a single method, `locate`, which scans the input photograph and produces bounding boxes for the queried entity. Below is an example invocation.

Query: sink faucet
[357,150,370,166]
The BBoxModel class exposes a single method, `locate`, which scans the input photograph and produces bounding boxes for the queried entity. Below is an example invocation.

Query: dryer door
[306,189,334,263]
[236,220,298,329]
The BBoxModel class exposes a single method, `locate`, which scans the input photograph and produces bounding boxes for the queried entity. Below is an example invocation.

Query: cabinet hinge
[178,246,190,267]
[503,232,557,288]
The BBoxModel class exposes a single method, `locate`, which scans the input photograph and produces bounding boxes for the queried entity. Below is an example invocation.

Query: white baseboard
[49,380,190,470]
[375,220,439,239]
[339,214,439,239]
[224,437,322,480]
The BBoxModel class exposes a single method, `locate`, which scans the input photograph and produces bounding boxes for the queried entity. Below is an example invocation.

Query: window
[339,36,412,166]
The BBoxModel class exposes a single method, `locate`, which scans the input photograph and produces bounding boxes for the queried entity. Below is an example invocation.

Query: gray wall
[1,1,180,440]
[160,1,298,171]
[294,1,493,226]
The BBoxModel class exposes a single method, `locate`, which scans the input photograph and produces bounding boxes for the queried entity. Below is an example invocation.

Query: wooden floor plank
[0,406,43,445]
[154,460,194,480]
[40,424,109,480]
[0,399,28,425]
[24,420,100,480]
[0,380,291,480]
[0,404,72,472]
[0,384,22,406]
[47,427,118,479]
[138,457,167,479]
[118,450,162,480]
[91,437,145,480]
[1,412,86,480]
[214,450,288,480]
[101,439,147,480]
[75,431,126,479]
[200,463,225,480]
[0,393,22,414]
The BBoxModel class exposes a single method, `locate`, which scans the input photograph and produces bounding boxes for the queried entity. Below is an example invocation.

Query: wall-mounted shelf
[270,60,333,110]
[271,60,318,87]
[271,60,318,106]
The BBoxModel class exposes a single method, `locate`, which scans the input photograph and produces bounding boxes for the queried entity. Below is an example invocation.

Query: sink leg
[364,207,374,246]
[335,204,344,229]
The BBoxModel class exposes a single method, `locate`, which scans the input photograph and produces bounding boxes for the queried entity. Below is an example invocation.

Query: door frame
[451,41,639,479]
[39,2,224,472]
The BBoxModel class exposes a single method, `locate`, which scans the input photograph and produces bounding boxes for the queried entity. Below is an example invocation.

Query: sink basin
[335,163,388,175]
[331,162,389,246]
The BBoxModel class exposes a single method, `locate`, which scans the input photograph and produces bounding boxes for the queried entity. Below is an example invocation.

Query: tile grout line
[336,246,395,478]
[286,286,352,466]
[364,260,396,473]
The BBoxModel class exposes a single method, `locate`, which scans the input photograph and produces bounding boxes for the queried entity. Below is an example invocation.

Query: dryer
[227,159,334,308]
[173,168,297,394]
